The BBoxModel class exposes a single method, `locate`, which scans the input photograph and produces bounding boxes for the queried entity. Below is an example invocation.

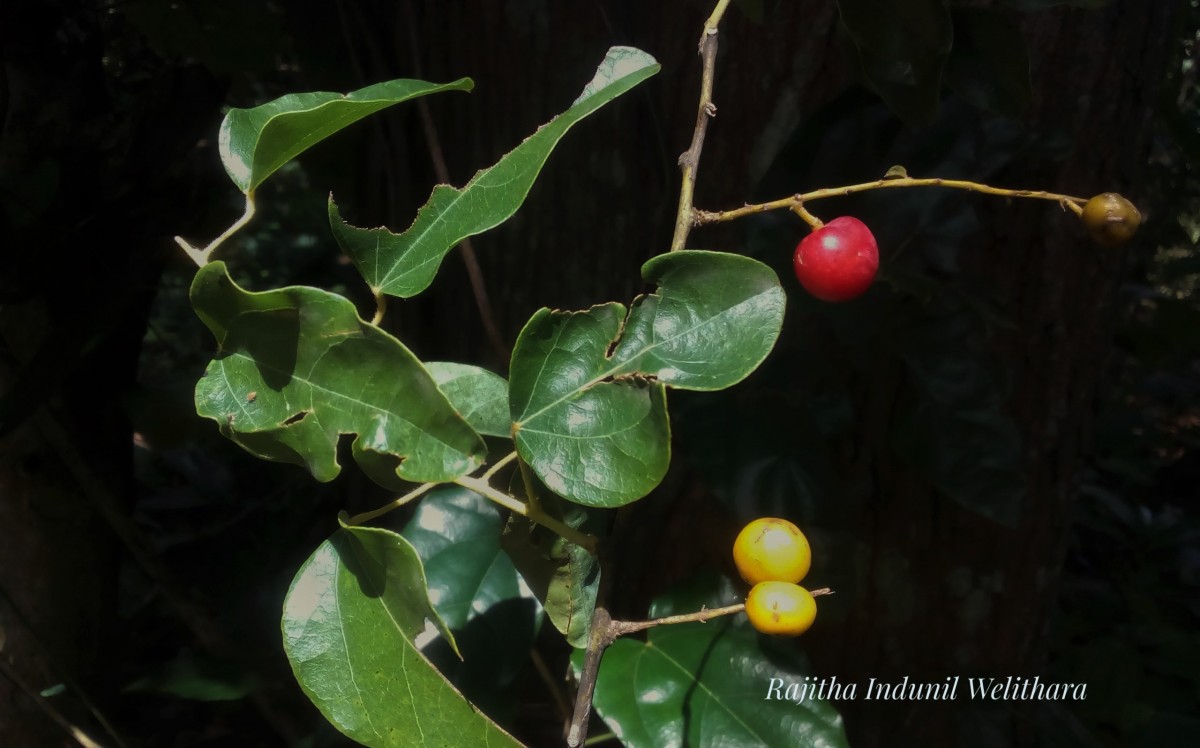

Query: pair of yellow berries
[733,517,817,636]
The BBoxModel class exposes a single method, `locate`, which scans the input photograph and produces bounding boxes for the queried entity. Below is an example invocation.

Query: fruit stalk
[695,176,1089,225]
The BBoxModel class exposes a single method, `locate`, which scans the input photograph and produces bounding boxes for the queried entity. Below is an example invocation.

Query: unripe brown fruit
[1081,193,1141,247]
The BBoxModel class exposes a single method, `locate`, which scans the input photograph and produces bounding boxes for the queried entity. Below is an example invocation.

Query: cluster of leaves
[187,46,844,746]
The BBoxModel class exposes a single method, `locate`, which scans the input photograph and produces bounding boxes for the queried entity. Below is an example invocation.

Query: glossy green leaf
[510,302,670,507]
[582,576,849,748]
[401,487,541,714]
[511,251,785,507]
[400,486,535,631]
[500,491,601,648]
[945,9,1031,117]
[427,362,511,438]
[836,0,953,125]
[329,46,659,299]
[610,251,786,391]
[220,77,473,193]
[282,523,521,747]
[191,261,486,486]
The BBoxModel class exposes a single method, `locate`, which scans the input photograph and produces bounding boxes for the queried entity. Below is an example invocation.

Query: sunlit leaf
[511,251,785,507]
[427,362,511,438]
[220,78,473,193]
[282,523,521,747]
[329,46,659,299]
[401,487,541,713]
[191,261,486,486]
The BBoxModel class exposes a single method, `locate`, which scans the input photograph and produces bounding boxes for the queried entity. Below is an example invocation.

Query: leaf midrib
[516,290,769,426]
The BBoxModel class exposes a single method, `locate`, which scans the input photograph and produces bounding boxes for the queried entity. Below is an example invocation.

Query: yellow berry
[732,517,811,585]
[1081,192,1141,247]
[745,581,817,636]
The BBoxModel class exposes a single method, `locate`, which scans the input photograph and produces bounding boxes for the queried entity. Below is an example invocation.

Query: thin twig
[403,0,510,365]
[608,587,834,636]
[344,481,438,526]
[370,289,387,326]
[695,176,1089,225]
[568,607,612,748]
[530,648,572,725]
[668,0,733,252]
[28,411,305,743]
[516,453,544,517]
[174,192,257,267]
[0,655,105,748]
[454,475,599,554]
[481,450,519,482]
[0,586,131,748]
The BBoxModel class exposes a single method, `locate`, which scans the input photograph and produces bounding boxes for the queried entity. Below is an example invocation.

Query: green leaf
[510,251,785,507]
[220,78,473,193]
[945,9,1031,117]
[511,303,671,507]
[581,575,849,748]
[191,262,486,486]
[611,251,787,391]
[500,492,601,648]
[427,362,511,438]
[282,523,521,747]
[329,46,660,299]
[400,486,535,631]
[836,0,953,125]
[401,487,541,713]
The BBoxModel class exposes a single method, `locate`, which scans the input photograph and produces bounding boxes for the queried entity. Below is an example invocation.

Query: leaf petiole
[174,191,257,267]
[454,475,599,554]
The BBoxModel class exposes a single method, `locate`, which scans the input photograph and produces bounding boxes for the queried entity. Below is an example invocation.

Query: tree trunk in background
[337,2,1173,745]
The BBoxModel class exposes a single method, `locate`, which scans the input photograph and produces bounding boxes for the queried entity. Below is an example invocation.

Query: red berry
[792,216,879,302]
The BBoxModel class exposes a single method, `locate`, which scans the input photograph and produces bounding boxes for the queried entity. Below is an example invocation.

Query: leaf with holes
[191,261,486,486]
[500,490,601,648]
[510,251,785,507]
[282,522,521,747]
[220,77,473,193]
[329,46,659,299]
[427,362,511,439]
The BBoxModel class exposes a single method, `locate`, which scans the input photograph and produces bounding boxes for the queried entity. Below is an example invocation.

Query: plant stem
[695,177,1089,225]
[454,475,599,554]
[175,191,257,267]
[516,453,543,516]
[344,482,437,526]
[608,587,834,636]
[482,450,519,482]
[402,0,510,364]
[668,2,731,252]
[792,203,824,230]
[370,289,387,326]
[0,657,105,748]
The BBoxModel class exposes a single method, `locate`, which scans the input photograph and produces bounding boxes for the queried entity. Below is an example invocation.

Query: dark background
[1,0,1197,746]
